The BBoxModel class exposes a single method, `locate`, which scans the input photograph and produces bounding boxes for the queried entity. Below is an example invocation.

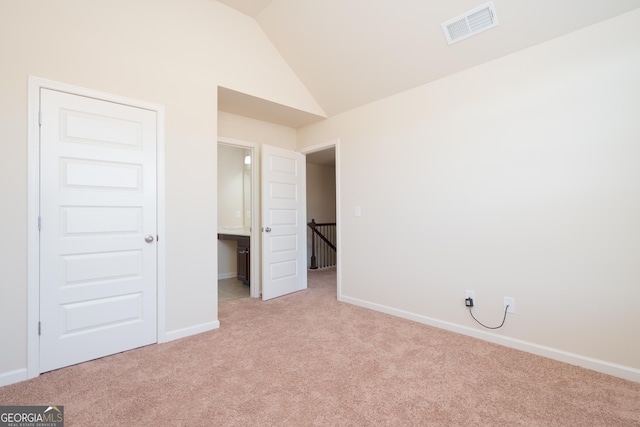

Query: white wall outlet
[504,297,515,313]
[235,210,241,218]
[465,290,475,302]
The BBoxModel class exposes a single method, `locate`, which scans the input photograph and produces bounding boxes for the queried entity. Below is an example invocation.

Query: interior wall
[306,163,337,224]
[297,10,640,375]
[0,0,321,383]
[218,111,297,149]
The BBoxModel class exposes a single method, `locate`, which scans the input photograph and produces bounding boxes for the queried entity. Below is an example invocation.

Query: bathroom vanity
[217,227,251,286]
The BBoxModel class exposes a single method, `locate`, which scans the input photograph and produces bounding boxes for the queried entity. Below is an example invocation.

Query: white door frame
[27,76,167,379]
[300,139,342,300]
[217,137,261,298]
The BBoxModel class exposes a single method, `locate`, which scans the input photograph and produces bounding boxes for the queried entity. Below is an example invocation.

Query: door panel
[261,145,307,300]
[39,89,157,372]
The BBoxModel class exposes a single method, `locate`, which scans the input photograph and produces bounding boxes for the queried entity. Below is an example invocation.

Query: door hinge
[38,321,41,336]
[38,111,42,126]
[38,216,41,231]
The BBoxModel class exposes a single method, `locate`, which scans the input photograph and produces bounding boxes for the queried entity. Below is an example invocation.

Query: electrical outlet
[465,290,475,306]
[504,297,515,313]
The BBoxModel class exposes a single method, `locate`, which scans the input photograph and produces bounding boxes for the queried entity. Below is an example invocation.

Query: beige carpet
[2,267,639,426]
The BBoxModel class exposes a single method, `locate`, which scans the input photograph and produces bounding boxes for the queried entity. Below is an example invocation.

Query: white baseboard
[163,320,220,343]
[218,272,237,280]
[340,295,640,383]
[0,368,28,387]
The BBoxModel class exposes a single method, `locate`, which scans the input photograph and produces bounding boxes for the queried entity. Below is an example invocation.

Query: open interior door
[261,144,307,300]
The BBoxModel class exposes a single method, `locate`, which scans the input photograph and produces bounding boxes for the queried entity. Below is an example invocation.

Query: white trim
[155,104,167,344]
[341,295,640,383]
[217,137,261,299]
[300,139,342,300]
[27,76,167,375]
[0,368,28,387]
[27,77,41,379]
[164,321,220,342]
[301,139,339,155]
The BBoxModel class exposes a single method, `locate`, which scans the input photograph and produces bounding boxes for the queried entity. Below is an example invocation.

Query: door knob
[264,227,272,232]
[145,235,155,243]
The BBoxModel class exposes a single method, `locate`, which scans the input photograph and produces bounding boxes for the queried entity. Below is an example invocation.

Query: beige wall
[0,0,321,382]
[306,163,337,224]
[218,111,297,150]
[298,10,640,375]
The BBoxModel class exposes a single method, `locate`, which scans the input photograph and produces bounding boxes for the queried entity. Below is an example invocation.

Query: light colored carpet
[2,267,639,426]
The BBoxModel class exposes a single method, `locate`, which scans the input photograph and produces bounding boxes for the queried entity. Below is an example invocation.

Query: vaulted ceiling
[217,0,640,126]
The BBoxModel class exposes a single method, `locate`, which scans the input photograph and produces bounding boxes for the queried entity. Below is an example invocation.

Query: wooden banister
[308,219,337,269]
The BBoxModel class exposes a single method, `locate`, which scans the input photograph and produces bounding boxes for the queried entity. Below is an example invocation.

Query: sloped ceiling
[217,0,640,125]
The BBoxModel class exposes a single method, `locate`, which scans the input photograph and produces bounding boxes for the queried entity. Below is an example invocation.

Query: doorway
[302,140,341,299]
[217,139,259,301]
[215,138,341,304]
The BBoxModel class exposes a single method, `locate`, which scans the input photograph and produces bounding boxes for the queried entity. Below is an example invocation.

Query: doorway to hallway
[303,141,340,298]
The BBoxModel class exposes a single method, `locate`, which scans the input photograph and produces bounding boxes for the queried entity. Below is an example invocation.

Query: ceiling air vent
[441,1,499,45]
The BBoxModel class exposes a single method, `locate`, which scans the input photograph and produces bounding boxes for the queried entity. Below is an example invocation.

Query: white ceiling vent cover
[441,1,499,45]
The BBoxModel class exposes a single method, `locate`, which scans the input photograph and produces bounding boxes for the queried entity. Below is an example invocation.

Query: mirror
[217,144,252,234]
[243,149,252,228]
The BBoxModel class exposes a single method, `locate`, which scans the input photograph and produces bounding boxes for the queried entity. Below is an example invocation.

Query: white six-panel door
[39,88,158,372]
[261,144,307,300]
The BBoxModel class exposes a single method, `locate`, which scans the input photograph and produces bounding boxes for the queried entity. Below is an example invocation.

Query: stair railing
[308,219,337,269]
